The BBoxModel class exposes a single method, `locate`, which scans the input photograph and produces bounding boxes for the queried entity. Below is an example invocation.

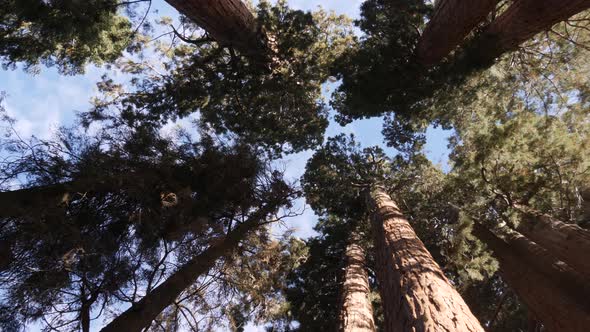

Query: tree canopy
[1,0,590,331]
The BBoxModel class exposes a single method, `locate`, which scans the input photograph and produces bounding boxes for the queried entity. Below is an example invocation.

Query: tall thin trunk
[513,204,590,279]
[416,0,497,65]
[466,0,590,67]
[473,223,590,331]
[80,302,91,332]
[100,220,258,332]
[164,0,270,60]
[366,186,483,332]
[490,224,590,311]
[339,230,375,332]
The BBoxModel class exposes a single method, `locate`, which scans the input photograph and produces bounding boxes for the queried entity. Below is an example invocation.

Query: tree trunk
[80,302,91,332]
[416,0,497,65]
[100,221,257,332]
[339,230,375,332]
[0,183,71,218]
[366,186,483,332]
[513,204,590,280]
[490,223,590,311]
[527,312,542,332]
[0,179,133,218]
[466,0,590,67]
[164,0,270,60]
[0,240,13,271]
[473,223,590,331]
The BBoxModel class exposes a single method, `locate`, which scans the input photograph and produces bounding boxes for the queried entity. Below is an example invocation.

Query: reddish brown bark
[473,223,590,331]
[513,204,590,280]
[100,220,257,332]
[527,313,542,332]
[367,187,483,332]
[339,230,375,332]
[416,0,497,65]
[164,0,269,59]
[490,224,590,310]
[469,0,590,66]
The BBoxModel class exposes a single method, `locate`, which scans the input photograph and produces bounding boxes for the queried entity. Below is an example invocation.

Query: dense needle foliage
[1,0,590,330]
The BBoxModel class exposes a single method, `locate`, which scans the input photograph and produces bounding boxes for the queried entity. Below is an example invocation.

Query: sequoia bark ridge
[367,186,484,332]
[339,230,376,332]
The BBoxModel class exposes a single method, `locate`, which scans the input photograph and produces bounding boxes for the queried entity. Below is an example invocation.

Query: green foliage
[302,134,389,219]
[331,0,433,125]
[279,217,353,331]
[432,28,590,330]
[447,49,590,225]
[87,2,354,155]
[221,232,308,329]
[447,214,498,283]
[0,0,135,74]
[0,113,297,330]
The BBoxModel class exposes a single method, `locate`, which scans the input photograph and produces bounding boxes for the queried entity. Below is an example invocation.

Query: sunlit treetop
[85,1,355,156]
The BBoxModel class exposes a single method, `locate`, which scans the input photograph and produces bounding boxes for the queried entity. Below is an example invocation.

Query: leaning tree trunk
[100,221,258,332]
[366,186,483,332]
[473,223,590,332]
[339,230,376,332]
[416,0,497,65]
[466,0,590,67]
[0,183,72,218]
[164,0,271,61]
[512,204,590,280]
[489,224,590,311]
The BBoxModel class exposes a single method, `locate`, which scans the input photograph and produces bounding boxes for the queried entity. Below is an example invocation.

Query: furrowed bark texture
[473,223,590,332]
[367,187,483,332]
[339,230,376,332]
[164,0,266,57]
[491,224,590,311]
[469,0,590,66]
[100,221,257,332]
[416,0,497,65]
[514,205,590,280]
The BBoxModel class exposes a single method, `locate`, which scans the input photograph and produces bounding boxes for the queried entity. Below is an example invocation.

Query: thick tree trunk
[466,0,590,67]
[0,240,13,271]
[416,0,497,65]
[513,204,590,280]
[473,223,590,331]
[164,0,269,59]
[0,179,135,218]
[0,183,71,218]
[490,224,590,310]
[366,186,483,332]
[527,313,542,332]
[100,221,257,332]
[339,230,375,332]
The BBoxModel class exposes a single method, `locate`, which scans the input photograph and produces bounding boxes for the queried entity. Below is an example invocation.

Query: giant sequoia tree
[333,0,590,151]
[440,36,590,330]
[3,0,590,330]
[302,135,483,332]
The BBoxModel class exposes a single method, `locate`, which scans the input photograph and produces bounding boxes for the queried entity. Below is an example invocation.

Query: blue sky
[0,0,451,239]
[0,1,451,330]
